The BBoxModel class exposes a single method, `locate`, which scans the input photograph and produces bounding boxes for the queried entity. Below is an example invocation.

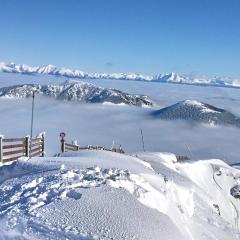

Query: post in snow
[60,132,66,153]
[0,135,3,163]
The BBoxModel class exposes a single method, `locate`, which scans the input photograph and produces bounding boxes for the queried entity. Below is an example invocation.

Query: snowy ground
[0,150,240,239]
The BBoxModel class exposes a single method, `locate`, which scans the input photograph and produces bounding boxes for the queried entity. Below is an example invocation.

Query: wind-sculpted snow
[152,100,240,127]
[0,151,240,239]
[1,62,240,88]
[0,155,183,240]
[231,185,240,199]
[0,80,154,107]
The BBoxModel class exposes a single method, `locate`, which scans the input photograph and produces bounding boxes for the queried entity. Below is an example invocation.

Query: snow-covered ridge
[152,100,240,127]
[0,62,152,81]
[154,72,240,88]
[0,80,154,107]
[1,62,240,88]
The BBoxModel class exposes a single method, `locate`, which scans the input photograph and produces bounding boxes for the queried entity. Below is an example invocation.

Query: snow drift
[0,150,240,240]
[151,100,240,127]
[0,80,154,107]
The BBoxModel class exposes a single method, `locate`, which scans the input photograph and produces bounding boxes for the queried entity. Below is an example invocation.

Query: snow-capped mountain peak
[152,99,240,127]
[1,61,240,88]
[182,100,222,113]
[37,64,58,74]
[0,80,154,107]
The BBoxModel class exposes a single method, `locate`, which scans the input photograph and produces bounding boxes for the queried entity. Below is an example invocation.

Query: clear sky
[0,0,239,77]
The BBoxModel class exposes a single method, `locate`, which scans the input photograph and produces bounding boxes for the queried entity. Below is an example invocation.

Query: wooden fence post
[41,133,45,157]
[25,136,30,157]
[0,136,3,163]
[61,139,65,153]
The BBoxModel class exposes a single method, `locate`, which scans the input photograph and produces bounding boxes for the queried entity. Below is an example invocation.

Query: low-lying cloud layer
[0,97,239,165]
[0,72,239,164]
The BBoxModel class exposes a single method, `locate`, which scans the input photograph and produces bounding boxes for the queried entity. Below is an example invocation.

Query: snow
[0,81,154,107]
[0,150,240,239]
[102,101,126,106]
[0,71,240,239]
[1,61,240,89]
[152,99,240,128]
[183,100,221,113]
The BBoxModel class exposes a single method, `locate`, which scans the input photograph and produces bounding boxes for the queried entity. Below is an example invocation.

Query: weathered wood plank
[30,142,42,148]
[79,147,89,150]
[65,146,78,151]
[65,143,79,148]
[3,144,25,150]
[31,137,43,143]
[3,155,22,162]
[3,149,25,156]
[64,142,124,154]
[0,137,3,163]
[3,138,25,143]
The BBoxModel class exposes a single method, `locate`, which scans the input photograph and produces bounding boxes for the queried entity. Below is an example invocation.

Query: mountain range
[0,80,154,107]
[0,62,240,88]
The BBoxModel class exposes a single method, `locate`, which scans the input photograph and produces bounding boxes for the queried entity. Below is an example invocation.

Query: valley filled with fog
[0,72,239,165]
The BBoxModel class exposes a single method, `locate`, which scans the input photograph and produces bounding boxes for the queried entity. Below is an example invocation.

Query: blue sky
[0,0,239,77]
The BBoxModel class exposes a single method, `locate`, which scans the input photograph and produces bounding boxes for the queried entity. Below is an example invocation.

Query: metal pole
[140,128,146,152]
[30,91,35,158]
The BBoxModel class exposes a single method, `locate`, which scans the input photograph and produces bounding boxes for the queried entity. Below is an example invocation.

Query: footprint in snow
[66,189,82,200]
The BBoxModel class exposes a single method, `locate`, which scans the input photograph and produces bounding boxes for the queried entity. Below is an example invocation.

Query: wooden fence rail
[62,141,124,154]
[0,133,45,163]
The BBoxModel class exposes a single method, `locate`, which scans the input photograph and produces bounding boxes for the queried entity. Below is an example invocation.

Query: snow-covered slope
[152,100,240,127]
[0,80,154,107]
[1,62,240,88]
[0,150,240,240]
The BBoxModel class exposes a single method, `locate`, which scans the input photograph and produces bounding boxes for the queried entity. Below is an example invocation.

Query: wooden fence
[0,133,45,163]
[176,155,190,161]
[62,141,124,154]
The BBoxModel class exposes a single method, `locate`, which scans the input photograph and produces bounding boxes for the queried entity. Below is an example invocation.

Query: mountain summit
[152,100,240,127]
[0,80,154,107]
[0,62,240,88]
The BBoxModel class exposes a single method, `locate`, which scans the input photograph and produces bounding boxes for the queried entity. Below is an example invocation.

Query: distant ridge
[0,62,240,89]
[151,100,240,127]
[0,80,154,107]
